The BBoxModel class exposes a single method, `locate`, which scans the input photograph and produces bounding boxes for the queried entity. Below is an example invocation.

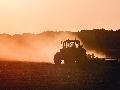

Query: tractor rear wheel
[54,52,62,65]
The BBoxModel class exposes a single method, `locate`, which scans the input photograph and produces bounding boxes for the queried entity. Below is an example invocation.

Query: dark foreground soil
[0,61,120,90]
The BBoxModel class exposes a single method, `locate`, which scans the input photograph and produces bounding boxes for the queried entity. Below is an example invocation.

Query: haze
[0,32,106,63]
[0,32,80,63]
[0,0,120,34]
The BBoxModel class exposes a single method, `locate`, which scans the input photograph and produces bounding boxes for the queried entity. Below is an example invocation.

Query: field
[0,61,120,90]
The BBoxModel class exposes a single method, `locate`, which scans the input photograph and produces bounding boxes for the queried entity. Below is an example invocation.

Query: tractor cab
[62,39,82,49]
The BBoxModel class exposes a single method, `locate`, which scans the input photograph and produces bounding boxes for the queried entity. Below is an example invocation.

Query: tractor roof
[63,39,80,43]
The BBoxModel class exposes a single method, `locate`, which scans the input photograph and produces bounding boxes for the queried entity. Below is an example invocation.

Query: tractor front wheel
[54,59,61,65]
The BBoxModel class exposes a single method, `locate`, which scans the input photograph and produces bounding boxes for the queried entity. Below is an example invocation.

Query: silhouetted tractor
[54,39,87,65]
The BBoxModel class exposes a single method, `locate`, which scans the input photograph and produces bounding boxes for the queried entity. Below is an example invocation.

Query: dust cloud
[0,31,106,63]
[80,41,106,58]
[0,32,78,63]
[86,50,106,58]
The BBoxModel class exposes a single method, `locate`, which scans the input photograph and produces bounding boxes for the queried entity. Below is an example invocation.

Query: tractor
[54,39,87,65]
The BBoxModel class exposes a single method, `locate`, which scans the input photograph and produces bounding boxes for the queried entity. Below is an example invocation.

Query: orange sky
[0,0,120,34]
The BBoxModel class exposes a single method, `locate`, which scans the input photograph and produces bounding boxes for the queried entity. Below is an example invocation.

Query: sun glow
[0,0,120,34]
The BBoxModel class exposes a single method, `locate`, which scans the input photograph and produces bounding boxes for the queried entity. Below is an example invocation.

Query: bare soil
[0,61,119,90]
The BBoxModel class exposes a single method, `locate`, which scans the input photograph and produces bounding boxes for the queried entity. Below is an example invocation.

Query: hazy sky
[0,0,120,34]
